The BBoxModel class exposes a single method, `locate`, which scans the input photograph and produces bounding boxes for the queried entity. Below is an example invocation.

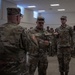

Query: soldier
[49,28,55,56]
[46,26,50,32]
[50,28,54,33]
[72,25,75,57]
[21,16,50,75]
[0,8,28,75]
[46,26,52,56]
[55,16,73,75]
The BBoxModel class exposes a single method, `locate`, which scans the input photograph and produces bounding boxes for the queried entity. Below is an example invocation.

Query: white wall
[0,0,16,25]
[20,8,37,29]
[1,1,75,29]
[20,12,75,29]
[41,12,75,29]
[20,9,75,29]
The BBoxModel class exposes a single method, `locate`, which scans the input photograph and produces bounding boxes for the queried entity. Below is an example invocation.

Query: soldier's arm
[19,29,29,53]
[69,26,74,48]
[54,28,59,38]
[69,26,73,37]
[39,34,50,47]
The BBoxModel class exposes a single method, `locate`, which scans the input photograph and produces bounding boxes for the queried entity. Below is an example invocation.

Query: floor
[34,56,75,75]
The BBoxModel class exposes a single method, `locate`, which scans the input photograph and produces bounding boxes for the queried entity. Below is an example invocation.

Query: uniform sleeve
[69,26,74,47]
[19,30,29,53]
[69,26,73,37]
[38,31,51,48]
[0,26,5,53]
[54,28,60,38]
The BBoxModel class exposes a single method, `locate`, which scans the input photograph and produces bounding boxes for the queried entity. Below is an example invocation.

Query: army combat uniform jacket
[56,24,73,72]
[0,23,27,75]
[20,27,51,75]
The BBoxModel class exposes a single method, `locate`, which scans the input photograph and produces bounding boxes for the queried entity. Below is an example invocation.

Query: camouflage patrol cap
[7,8,21,15]
[60,16,67,20]
[37,16,45,22]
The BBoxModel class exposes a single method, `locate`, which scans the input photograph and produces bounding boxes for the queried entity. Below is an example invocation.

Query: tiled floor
[34,56,75,75]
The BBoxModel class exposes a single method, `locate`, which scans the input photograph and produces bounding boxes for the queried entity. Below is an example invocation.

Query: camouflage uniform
[20,16,50,75]
[56,23,73,74]
[27,27,50,75]
[48,31,55,56]
[0,8,28,75]
[73,27,75,57]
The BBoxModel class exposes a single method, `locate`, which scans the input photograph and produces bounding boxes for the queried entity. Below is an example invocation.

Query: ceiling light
[38,10,45,12]
[58,9,65,11]
[27,6,36,8]
[50,4,59,6]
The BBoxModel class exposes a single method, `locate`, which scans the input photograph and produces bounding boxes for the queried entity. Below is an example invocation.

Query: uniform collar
[35,26,45,32]
[60,24,67,28]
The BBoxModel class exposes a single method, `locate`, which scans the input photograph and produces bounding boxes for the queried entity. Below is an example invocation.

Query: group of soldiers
[0,7,75,75]
[46,25,75,57]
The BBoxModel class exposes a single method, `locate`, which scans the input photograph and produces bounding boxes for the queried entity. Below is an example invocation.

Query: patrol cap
[60,16,67,20]
[37,16,45,22]
[7,8,21,16]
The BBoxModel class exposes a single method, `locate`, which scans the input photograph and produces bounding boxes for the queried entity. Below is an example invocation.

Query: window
[17,5,24,15]
[33,11,38,18]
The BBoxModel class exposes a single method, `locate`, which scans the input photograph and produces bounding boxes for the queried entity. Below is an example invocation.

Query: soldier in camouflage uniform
[21,16,50,75]
[46,27,55,56]
[0,8,28,75]
[55,16,73,75]
[49,28,55,56]
[46,26,50,32]
[72,26,75,57]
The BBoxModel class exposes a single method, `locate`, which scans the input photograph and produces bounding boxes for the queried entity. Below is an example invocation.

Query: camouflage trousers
[0,72,22,75]
[0,69,29,75]
[0,62,29,75]
[49,45,55,56]
[71,47,75,57]
[28,55,48,75]
[0,72,29,75]
[57,47,71,72]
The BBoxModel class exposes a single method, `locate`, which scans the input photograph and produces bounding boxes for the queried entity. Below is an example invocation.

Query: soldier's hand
[44,40,50,46]
[31,34,38,44]
[54,32,58,35]
[54,32,59,38]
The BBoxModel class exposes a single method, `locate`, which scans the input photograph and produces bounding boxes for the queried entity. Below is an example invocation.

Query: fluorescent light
[38,10,45,12]
[27,6,36,8]
[50,4,59,6]
[58,9,65,11]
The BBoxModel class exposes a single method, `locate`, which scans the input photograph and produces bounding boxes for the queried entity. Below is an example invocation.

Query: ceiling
[5,0,75,13]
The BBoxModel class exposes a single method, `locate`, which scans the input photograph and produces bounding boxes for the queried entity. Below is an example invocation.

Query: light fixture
[38,10,45,12]
[27,6,36,8]
[50,4,60,6]
[58,9,65,11]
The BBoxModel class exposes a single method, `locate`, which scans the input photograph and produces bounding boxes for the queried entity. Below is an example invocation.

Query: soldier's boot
[60,72,64,75]
[65,72,68,75]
